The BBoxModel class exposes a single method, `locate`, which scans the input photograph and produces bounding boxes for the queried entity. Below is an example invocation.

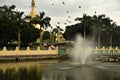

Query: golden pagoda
[30,0,37,18]
[29,0,40,29]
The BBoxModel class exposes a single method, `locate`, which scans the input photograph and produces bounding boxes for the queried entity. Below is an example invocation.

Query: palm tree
[105,22,116,47]
[75,14,92,47]
[75,13,92,37]
[52,26,63,42]
[110,23,116,47]
[1,5,17,45]
[92,14,105,48]
[15,11,24,49]
[52,27,58,42]
[2,5,16,14]
[100,16,116,47]
[113,26,120,46]
[24,15,32,22]
[30,11,51,44]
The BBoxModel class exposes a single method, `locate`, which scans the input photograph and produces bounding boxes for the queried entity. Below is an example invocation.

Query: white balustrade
[0,46,58,56]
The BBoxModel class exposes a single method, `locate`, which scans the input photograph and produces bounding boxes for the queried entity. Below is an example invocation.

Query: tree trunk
[110,35,112,47]
[53,34,56,42]
[39,26,41,45]
[40,30,44,45]
[83,27,86,49]
[18,29,20,49]
[97,29,101,48]
[98,34,101,48]
[39,27,44,45]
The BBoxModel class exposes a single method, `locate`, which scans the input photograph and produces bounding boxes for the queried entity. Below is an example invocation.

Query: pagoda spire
[31,0,35,7]
[30,0,37,18]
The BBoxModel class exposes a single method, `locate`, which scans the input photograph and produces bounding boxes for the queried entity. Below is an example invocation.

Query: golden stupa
[30,0,37,18]
[29,0,40,29]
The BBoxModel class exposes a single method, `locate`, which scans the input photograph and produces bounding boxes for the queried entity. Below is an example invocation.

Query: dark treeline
[63,14,120,47]
[0,5,40,47]
[0,5,120,48]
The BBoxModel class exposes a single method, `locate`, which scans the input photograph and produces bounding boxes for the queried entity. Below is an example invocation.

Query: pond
[0,60,120,80]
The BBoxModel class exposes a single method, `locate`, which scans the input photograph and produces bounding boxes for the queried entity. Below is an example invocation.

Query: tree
[92,14,106,47]
[64,13,120,47]
[30,11,51,44]
[75,14,92,38]
[14,11,24,48]
[75,14,93,47]
[113,26,120,46]
[0,5,41,47]
[52,26,63,42]
[105,22,116,47]
[42,31,50,41]
[0,5,17,45]
[19,23,39,45]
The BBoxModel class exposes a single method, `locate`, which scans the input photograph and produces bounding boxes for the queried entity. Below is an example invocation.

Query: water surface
[0,60,120,80]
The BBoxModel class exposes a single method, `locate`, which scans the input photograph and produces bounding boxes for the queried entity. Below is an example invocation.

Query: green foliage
[43,39,56,45]
[64,13,120,47]
[30,11,51,44]
[30,11,51,30]
[42,31,50,41]
[21,25,39,45]
[63,23,92,40]
[0,5,40,46]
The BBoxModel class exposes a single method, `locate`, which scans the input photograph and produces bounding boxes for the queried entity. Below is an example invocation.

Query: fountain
[69,34,94,65]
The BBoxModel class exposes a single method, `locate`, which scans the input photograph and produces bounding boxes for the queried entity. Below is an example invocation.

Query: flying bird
[95,11,97,14]
[79,6,81,8]
[66,11,69,13]
[57,22,60,24]
[66,19,69,21]
[62,2,65,5]
[68,16,71,18]
[64,23,67,25]
[51,3,54,6]
[69,21,71,23]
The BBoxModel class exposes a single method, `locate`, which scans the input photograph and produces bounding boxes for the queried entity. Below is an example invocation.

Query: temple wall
[0,46,58,56]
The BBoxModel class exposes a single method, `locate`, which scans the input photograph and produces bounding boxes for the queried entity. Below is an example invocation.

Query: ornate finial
[31,0,35,7]
[30,0,37,18]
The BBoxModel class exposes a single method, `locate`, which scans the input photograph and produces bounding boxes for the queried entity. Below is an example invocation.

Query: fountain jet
[69,34,94,65]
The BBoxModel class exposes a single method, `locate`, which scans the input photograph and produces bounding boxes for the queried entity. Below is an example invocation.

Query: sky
[0,0,120,30]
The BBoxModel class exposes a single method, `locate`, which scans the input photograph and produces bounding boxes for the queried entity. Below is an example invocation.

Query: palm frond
[39,11,45,20]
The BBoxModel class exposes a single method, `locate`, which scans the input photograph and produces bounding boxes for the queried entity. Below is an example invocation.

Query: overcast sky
[1,0,120,30]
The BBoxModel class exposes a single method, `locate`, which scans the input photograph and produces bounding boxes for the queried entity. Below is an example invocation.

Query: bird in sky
[66,19,69,21]
[79,6,81,8]
[68,16,71,18]
[64,23,67,25]
[69,21,71,23]
[95,11,97,14]
[66,11,69,13]
[51,3,54,6]
[57,22,60,24]
[62,2,65,5]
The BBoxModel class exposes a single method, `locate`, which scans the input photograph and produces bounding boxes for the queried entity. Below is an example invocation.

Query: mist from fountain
[69,35,95,65]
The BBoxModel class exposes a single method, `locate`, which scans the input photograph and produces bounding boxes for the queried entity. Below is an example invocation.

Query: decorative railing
[0,46,58,56]
[66,46,120,55]
[92,46,120,55]
[0,46,120,56]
